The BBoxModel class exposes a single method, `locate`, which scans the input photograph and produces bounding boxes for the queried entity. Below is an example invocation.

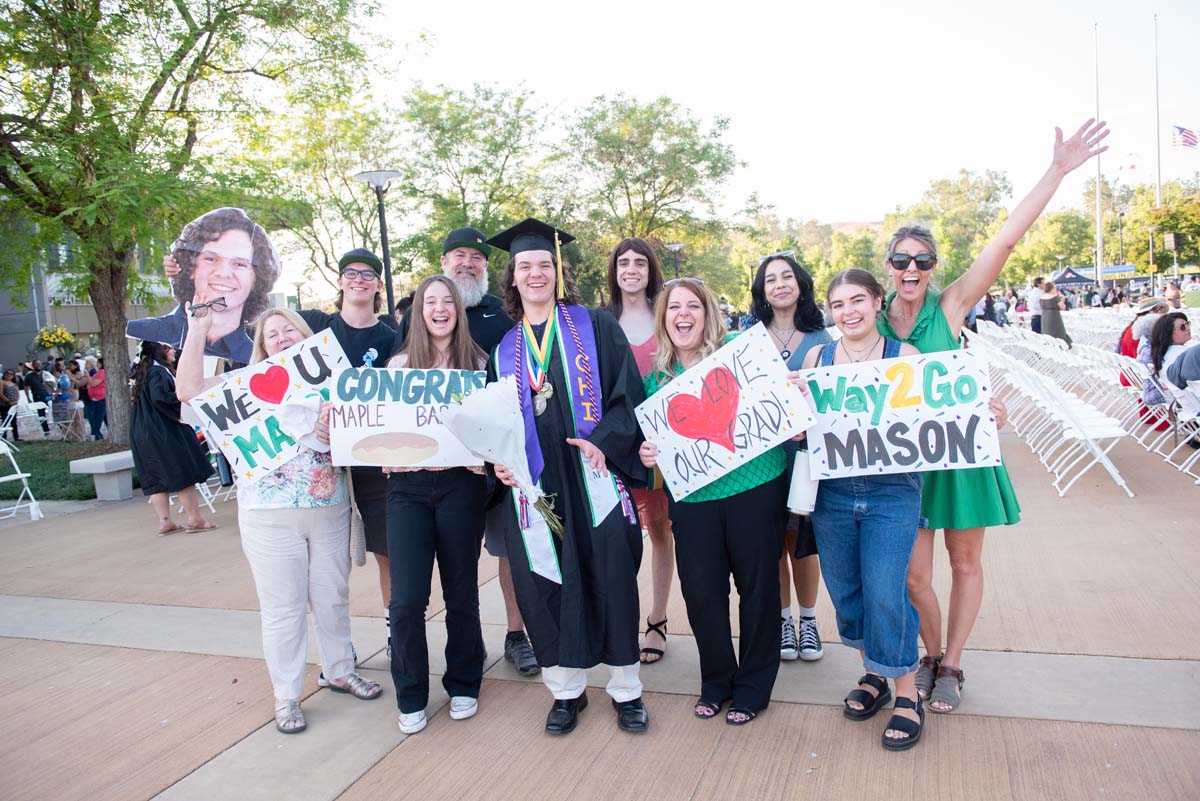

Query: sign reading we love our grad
[188,332,348,481]
[801,349,1002,479]
[635,324,815,501]
[329,368,487,468]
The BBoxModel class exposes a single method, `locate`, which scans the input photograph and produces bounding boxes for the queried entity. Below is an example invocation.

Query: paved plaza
[1,432,1198,801]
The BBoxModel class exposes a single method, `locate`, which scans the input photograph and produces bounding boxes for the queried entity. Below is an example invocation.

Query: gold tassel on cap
[555,231,565,301]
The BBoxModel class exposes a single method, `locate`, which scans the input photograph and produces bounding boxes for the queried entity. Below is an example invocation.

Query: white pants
[541,663,642,703]
[239,503,353,700]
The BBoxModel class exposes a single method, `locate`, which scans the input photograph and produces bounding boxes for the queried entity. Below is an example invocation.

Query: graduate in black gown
[129,340,216,534]
[485,218,650,734]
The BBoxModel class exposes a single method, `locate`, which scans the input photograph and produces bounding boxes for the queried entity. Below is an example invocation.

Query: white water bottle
[787,450,819,515]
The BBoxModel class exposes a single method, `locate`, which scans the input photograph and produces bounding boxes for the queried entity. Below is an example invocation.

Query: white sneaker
[780,617,800,661]
[398,710,427,734]
[449,696,478,720]
[798,617,824,661]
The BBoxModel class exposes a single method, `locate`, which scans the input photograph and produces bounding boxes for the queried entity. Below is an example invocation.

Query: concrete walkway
[1,433,1198,801]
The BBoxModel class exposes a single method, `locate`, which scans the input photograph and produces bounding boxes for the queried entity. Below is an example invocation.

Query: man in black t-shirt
[394,226,538,676]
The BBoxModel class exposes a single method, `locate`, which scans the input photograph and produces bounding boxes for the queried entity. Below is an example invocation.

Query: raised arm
[175,297,224,401]
[942,119,1110,322]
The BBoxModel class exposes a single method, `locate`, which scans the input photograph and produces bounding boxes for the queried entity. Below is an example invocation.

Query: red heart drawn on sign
[666,366,740,453]
[249,365,290,405]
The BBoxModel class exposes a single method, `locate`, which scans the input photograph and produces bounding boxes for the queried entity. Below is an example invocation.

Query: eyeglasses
[189,297,228,318]
[888,253,937,271]
[341,267,379,281]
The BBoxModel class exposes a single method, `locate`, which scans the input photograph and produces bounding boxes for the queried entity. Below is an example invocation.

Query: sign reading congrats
[635,324,815,501]
[801,349,1002,479]
[188,332,348,481]
[329,368,487,468]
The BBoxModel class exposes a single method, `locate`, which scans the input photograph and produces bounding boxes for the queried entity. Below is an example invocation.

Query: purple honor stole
[496,303,601,482]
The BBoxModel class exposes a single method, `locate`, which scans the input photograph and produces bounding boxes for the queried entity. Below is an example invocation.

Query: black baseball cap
[338,248,383,275]
[442,227,492,258]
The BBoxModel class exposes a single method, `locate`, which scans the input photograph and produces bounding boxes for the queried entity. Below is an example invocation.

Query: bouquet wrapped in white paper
[441,375,562,536]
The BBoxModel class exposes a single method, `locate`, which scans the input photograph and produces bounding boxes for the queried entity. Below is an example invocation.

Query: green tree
[564,94,738,243]
[392,83,544,286]
[1004,209,1093,284]
[883,169,1012,285]
[0,0,370,444]
[1116,180,1200,275]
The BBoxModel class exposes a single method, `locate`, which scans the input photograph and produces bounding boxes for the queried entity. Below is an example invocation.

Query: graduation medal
[522,315,558,416]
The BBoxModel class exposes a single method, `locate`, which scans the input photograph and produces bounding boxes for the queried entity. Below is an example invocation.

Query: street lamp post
[292,282,305,310]
[1147,225,1158,295]
[1055,254,1066,275]
[353,169,403,316]
[1118,212,1125,265]
[666,243,683,279]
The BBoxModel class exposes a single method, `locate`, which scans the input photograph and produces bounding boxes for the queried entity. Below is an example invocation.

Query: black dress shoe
[545,692,588,734]
[612,697,649,733]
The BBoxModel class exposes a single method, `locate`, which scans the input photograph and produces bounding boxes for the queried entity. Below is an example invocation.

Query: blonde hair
[649,279,726,382]
[250,308,314,364]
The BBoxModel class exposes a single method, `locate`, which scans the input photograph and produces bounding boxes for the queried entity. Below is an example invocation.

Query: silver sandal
[915,654,941,700]
[929,665,964,713]
[328,672,382,700]
[275,700,306,734]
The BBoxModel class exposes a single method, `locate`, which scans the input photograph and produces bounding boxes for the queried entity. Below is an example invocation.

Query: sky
[369,0,1200,226]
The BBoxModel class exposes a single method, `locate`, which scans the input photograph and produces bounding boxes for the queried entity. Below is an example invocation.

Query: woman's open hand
[1053,119,1110,176]
[494,464,519,488]
[567,437,607,475]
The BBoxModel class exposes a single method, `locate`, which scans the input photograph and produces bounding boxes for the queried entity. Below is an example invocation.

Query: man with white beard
[393,226,538,677]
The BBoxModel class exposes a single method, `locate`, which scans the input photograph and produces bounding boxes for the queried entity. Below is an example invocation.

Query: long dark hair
[605,238,664,319]
[171,207,280,325]
[750,255,824,332]
[827,268,886,303]
[130,341,173,403]
[1150,312,1187,374]
[395,276,486,370]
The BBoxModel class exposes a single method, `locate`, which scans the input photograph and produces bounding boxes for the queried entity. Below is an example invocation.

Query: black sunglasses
[888,253,937,271]
[189,297,229,318]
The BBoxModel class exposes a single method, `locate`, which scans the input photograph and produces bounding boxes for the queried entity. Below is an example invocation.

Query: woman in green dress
[876,118,1109,713]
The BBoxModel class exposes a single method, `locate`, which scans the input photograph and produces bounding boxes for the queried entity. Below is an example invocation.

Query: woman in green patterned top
[876,119,1110,713]
[639,278,797,726]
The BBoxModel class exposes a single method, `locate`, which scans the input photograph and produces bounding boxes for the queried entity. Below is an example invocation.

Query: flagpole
[1154,13,1162,208]
[1094,22,1104,285]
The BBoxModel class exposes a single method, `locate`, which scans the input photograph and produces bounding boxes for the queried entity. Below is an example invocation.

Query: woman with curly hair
[131,207,281,365]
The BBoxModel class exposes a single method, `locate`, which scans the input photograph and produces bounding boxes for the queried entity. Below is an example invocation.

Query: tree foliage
[0,0,372,443]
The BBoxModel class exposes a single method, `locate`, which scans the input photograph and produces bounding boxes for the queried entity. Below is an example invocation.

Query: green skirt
[920,461,1021,531]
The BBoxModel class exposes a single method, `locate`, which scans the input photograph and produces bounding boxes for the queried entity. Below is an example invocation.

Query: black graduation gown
[486,308,648,669]
[130,363,214,495]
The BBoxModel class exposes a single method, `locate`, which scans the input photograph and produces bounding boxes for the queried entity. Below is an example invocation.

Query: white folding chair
[0,405,19,445]
[0,439,43,520]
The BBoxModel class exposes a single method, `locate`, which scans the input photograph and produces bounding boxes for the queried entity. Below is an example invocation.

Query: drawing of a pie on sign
[635,324,816,501]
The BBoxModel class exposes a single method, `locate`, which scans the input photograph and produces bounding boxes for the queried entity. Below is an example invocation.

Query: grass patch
[0,440,138,501]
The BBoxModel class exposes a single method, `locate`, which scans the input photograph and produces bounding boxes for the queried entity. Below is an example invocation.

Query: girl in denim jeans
[799,269,925,750]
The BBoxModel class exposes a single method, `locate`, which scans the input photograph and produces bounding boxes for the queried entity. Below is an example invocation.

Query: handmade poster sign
[801,349,1002,479]
[635,324,816,501]
[187,332,348,481]
[329,368,487,468]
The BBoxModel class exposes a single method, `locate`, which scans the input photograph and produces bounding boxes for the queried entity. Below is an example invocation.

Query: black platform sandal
[843,673,891,721]
[881,696,924,751]
[639,618,667,664]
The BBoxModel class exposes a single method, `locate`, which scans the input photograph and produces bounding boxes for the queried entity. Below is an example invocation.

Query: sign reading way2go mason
[800,349,1002,479]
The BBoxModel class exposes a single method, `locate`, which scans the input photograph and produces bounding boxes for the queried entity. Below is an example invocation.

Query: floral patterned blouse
[236,448,348,510]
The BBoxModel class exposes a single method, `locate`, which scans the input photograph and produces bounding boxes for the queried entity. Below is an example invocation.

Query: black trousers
[668,474,787,713]
[386,468,486,713]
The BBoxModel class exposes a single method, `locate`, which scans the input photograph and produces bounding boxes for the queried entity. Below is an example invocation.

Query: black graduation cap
[487,218,576,300]
[486,218,575,257]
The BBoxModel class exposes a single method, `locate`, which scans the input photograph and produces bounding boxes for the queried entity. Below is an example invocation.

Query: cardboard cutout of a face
[126,207,281,366]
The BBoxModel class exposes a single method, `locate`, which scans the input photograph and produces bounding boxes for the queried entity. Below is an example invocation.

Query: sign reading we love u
[635,324,815,501]
[188,332,349,481]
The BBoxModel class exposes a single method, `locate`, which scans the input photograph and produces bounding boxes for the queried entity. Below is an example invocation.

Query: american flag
[1172,125,1198,149]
